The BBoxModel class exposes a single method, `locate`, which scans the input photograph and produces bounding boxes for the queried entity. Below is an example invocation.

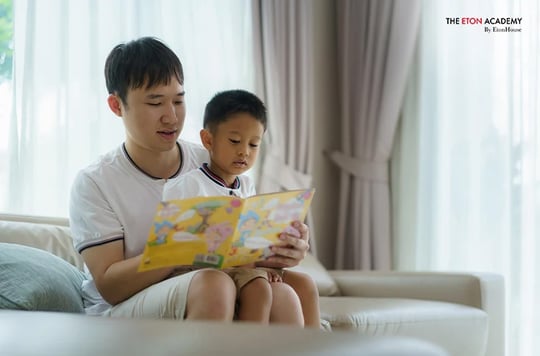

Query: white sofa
[0,214,504,356]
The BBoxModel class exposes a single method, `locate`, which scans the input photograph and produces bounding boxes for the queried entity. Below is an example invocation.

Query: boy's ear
[200,129,213,150]
[107,94,123,117]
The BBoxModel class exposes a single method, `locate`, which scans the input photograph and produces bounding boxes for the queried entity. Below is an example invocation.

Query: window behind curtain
[0,0,13,211]
[393,0,539,355]
[0,0,255,217]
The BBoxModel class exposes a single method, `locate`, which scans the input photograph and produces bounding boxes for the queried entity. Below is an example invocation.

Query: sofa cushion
[319,296,488,356]
[0,219,83,269]
[288,253,340,296]
[0,243,86,313]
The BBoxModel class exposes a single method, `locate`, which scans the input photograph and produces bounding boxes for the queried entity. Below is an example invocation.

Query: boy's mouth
[232,160,247,167]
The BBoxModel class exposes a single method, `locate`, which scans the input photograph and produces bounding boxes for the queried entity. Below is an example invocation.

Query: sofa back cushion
[0,216,83,269]
[289,253,340,296]
[0,214,341,296]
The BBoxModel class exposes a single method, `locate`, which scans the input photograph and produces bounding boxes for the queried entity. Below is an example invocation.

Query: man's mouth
[157,129,177,139]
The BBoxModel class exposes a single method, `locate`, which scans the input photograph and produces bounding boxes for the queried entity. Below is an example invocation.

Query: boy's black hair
[203,90,267,132]
[104,37,184,105]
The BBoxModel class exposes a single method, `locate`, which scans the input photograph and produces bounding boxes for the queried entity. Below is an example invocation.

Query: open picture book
[138,188,315,271]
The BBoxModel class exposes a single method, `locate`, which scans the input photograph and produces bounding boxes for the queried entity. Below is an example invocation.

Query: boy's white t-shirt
[69,140,208,314]
[163,165,256,200]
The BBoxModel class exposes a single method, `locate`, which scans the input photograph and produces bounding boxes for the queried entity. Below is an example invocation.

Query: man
[69,37,311,322]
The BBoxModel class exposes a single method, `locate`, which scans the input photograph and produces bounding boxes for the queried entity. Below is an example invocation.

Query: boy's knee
[241,277,272,303]
[285,271,318,297]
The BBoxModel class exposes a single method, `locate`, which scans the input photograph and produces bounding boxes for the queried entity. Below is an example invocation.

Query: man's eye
[174,101,183,105]
[147,103,161,106]
[229,139,240,144]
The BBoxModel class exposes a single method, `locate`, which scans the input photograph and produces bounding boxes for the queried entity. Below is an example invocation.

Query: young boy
[163,89,321,327]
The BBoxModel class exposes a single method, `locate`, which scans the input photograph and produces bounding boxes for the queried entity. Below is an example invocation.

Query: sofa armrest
[329,270,505,356]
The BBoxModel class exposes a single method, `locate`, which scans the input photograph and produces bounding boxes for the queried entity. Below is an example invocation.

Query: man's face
[120,77,185,153]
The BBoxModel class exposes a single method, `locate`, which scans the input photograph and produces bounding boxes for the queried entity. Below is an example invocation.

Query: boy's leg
[282,271,321,328]
[237,277,273,323]
[226,268,273,323]
[269,282,304,327]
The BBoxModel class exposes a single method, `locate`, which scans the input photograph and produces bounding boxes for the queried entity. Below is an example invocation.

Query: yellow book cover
[138,188,315,271]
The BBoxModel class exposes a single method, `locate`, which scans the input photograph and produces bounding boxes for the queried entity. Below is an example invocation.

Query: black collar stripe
[123,142,182,180]
[199,163,240,189]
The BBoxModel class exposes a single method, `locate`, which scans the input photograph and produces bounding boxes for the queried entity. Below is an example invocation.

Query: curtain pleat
[253,0,317,254]
[332,0,420,269]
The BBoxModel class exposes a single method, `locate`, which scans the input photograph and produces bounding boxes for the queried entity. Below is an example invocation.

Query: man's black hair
[104,37,184,104]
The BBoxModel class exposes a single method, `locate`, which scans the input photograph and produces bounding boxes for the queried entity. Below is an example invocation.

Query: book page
[139,196,242,271]
[223,188,315,267]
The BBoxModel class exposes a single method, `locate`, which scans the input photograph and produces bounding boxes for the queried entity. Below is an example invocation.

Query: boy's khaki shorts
[225,268,283,292]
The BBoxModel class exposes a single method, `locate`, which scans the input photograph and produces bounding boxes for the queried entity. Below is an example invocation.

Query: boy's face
[110,77,185,154]
[201,113,264,185]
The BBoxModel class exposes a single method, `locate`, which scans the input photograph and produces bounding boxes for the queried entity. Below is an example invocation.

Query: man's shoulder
[81,145,124,171]
[178,139,206,155]
[178,140,208,173]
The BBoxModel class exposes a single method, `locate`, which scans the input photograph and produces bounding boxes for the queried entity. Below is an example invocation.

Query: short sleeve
[69,170,123,253]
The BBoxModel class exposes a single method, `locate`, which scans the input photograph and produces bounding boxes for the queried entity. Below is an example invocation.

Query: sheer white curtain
[393,0,539,355]
[3,0,255,217]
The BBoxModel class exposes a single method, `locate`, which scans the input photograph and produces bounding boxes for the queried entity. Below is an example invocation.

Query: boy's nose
[238,147,249,157]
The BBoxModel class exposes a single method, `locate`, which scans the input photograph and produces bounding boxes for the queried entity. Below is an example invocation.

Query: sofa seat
[320,296,488,356]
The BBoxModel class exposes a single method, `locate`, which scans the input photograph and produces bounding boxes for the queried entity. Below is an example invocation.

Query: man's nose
[161,104,178,123]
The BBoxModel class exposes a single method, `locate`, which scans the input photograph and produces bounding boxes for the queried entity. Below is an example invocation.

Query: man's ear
[107,94,123,117]
[200,129,213,150]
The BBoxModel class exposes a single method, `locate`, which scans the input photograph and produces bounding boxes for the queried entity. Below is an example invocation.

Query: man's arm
[82,241,175,305]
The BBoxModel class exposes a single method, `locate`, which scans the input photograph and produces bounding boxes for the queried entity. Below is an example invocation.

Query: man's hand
[257,221,310,269]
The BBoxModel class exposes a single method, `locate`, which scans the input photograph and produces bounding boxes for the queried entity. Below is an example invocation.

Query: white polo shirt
[163,163,256,200]
[69,140,208,314]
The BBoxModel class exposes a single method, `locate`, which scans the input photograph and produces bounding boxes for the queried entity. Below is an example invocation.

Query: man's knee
[186,269,236,320]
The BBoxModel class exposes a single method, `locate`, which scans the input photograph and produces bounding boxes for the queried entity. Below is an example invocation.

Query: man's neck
[123,142,181,180]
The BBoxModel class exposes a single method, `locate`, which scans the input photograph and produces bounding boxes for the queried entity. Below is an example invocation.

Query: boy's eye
[229,139,240,144]
[249,143,259,148]
[174,101,183,105]
[147,102,161,106]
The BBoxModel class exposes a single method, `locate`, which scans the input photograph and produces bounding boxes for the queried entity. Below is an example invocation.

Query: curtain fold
[332,0,420,269]
[252,0,316,254]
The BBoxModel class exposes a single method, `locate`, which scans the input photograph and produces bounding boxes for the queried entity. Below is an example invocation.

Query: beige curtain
[330,0,420,269]
[252,0,316,253]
